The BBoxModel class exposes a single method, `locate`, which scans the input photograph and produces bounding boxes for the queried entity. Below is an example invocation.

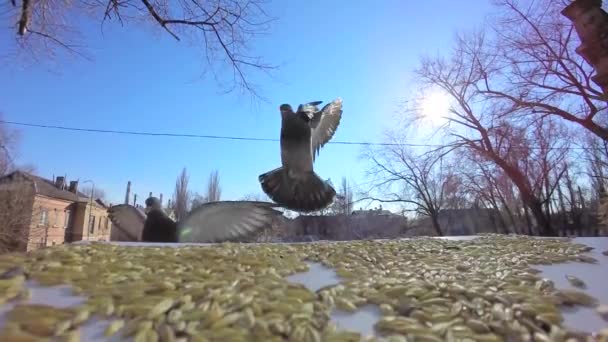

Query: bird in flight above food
[259,98,343,213]
[130,197,283,243]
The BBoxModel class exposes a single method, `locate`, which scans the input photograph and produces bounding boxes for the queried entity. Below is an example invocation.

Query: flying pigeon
[138,197,283,243]
[259,98,343,212]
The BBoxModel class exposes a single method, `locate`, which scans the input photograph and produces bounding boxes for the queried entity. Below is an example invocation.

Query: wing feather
[176,201,282,243]
[310,98,343,161]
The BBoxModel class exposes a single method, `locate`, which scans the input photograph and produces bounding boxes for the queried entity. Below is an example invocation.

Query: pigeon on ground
[259,98,343,212]
[138,197,283,243]
[142,197,178,242]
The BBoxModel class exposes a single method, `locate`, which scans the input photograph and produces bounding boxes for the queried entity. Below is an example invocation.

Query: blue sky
[0,0,493,208]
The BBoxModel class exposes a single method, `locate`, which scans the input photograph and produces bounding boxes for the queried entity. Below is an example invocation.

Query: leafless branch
[6,0,278,100]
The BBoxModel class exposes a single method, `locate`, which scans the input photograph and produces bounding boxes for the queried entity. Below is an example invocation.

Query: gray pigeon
[259,98,343,212]
[108,198,283,243]
[176,201,283,243]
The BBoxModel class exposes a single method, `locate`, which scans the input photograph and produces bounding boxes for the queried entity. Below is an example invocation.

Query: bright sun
[420,90,451,125]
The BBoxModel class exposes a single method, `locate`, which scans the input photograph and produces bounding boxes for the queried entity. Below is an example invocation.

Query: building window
[64,210,71,229]
[39,209,48,225]
[89,216,96,234]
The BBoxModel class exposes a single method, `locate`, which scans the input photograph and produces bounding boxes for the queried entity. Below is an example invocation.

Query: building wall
[71,202,87,241]
[27,195,74,251]
[73,202,111,242]
[89,203,111,241]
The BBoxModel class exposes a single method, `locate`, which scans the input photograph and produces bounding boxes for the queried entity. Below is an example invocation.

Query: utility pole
[82,180,95,241]
[561,0,608,96]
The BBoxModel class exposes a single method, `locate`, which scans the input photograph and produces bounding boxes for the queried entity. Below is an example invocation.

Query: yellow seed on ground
[104,320,124,337]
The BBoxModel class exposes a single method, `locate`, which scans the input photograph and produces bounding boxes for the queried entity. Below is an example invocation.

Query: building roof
[0,170,91,203]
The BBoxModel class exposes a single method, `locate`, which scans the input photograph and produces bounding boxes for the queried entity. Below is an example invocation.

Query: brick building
[0,171,111,251]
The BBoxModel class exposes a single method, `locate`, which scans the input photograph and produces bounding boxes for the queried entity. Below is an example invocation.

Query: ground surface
[0,235,607,341]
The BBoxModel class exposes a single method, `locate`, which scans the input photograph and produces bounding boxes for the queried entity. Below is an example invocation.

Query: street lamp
[82,179,95,241]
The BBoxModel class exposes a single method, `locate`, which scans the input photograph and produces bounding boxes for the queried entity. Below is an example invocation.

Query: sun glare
[420,90,451,126]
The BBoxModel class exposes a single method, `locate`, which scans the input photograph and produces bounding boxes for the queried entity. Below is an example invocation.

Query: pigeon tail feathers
[258,167,336,212]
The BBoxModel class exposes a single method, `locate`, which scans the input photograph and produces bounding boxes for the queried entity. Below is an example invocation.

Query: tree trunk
[523,205,533,235]
[557,183,569,232]
[484,151,555,236]
[492,157,556,236]
[528,199,554,236]
[430,213,444,236]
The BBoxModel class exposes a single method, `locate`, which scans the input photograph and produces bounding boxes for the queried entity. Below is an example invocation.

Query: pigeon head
[144,196,161,213]
[279,104,294,114]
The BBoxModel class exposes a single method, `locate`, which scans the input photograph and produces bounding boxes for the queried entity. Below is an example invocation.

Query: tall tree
[335,177,354,215]
[363,140,448,237]
[0,115,36,176]
[191,169,222,210]
[0,116,22,177]
[172,167,191,221]
[205,170,222,203]
[405,26,577,236]
[480,0,607,140]
[80,186,107,200]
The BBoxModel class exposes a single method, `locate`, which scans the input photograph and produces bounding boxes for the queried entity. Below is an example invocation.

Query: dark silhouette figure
[142,197,177,242]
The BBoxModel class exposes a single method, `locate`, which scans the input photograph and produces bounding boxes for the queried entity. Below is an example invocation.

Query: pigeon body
[142,209,178,242]
[141,197,178,242]
[259,98,343,212]
[136,197,282,243]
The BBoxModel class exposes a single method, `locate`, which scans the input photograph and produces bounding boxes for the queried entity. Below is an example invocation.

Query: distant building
[351,204,395,216]
[0,171,111,251]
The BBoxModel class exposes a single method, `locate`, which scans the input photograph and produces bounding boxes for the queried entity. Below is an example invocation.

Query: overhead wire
[0,119,602,151]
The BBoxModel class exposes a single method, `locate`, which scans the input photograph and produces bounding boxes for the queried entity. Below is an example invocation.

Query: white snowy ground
[0,236,606,341]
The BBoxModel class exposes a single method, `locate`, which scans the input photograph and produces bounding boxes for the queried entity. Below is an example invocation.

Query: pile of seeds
[0,234,607,342]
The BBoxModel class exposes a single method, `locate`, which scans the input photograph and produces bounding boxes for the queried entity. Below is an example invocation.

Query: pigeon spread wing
[176,201,282,243]
[107,204,146,241]
[309,98,343,161]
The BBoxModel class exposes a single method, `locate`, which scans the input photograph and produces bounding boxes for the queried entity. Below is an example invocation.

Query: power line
[0,119,601,151]
[0,119,416,147]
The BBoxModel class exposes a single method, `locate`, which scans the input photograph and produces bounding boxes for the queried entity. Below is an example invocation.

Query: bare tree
[3,0,277,99]
[205,169,222,203]
[0,117,23,177]
[172,167,191,221]
[240,192,269,201]
[405,25,577,236]
[585,132,608,195]
[331,177,353,215]
[363,141,448,236]
[80,185,107,200]
[0,179,48,252]
[190,169,222,210]
[480,0,608,140]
